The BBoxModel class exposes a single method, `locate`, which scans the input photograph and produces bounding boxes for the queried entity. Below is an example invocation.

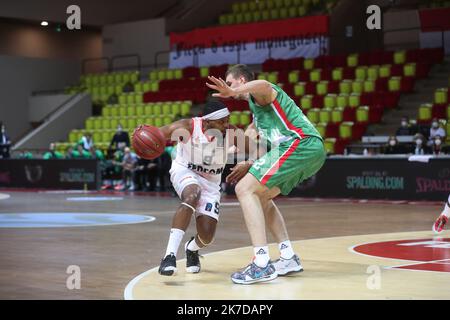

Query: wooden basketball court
[0,191,447,300]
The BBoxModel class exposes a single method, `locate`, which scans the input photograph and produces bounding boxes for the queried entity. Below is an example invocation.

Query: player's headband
[202,108,230,121]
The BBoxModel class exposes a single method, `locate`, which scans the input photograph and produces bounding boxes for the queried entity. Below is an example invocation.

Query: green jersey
[248,84,322,146]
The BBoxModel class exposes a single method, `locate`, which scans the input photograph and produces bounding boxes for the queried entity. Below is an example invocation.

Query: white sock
[165,228,185,257]
[253,246,270,267]
[279,240,295,259]
[187,237,202,251]
[442,195,450,218]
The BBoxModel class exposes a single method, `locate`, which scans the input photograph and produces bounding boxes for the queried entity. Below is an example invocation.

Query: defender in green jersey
[206,64,326,285]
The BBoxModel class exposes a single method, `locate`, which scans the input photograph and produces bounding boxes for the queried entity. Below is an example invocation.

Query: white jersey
[173,117,229,185]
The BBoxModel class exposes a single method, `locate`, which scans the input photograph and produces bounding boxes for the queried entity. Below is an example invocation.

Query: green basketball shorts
[248,136,326,195]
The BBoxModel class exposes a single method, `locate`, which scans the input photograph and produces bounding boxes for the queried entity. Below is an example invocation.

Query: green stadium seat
[339,80,352,94]
[101,118,111,130]
[123,73,132,83]
[267,72,278,83]
[232,3,240,12]
[304,58,314,70]
[102,106,111,117]
[294,82,306,96]
[111,117,119,129]
[230,112,240,126]
[94,118,102,130]
[332,68,343,81]
[126,106,135,117]
[257,72,267,81]
[162,103,172,115]
[258,0,267,10]
[316,123,327,137]
[144,104,153,116]
[288,6,298,18]
[166,69,174,80]
[434,88,448,104]
[172,102,181,116]
[356,106,369,122]
[226,14,236,24]
[153,104,162,116]
[337,93,349,108]
[289,71,299,84]
[355,66,367,80]
[149,71,158,81]
[181,101,191,116]
[240,2,249,11]
[388,77,401,92]
[284,0,293,6]
[418,103,432,122]
[331,107,344,123]
[394,50,406,64]
[298,5,306,16]
[101,131,110,144]
[324,94,337,109]
[324,138,336,154]
[347,54,358,67]
[349,93,360,108]
[261,10,270,20]
[253,10,262,21]
[154,117,163,127]
[69,131,78,144]
[404,63,416,77]
[219,15,227,25]
[307,108,320,123]
[163,116,173,126]
[119,106,127,117]
[363,80,375,93]
[244,12,253,23]
[200,67,209,78]
[280,7,288,19]
[339,122,354,139]
[266,0,275,10]
[240,111,251,126]
[317,81,328,95]
[379,65,391,78]
[127,118,137,130]
[270,8,280,20]
[93,131,102,143]
[352,79,364,93]
[235,13,244,24]
[174,69,183,79]
[300,95,313,110]
[447,104,450,119]
[367,66,379,80]
[249,1,257,11]
[85,117,95,130]
[319,108,332,123]
[145,117,155,126]
[310,69,321,82]
[136,105,145,117]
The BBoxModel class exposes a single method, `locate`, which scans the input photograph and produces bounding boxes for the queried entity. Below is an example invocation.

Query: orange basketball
[131,125,166,160]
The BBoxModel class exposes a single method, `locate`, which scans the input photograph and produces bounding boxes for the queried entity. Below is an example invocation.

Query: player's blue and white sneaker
[273,254,303,276]
[231,262,277,284]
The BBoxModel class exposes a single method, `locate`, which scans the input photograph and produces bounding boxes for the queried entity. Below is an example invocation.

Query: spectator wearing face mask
[431,135,445,155]
[384,136,405,154]
[412,133,432,155]
[428,119,446,146]
[395,117,415,136]
[110,124,130,152]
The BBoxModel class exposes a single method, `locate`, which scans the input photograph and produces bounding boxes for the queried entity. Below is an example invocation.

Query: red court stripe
[261,139,300,185]
[272,99,306,139]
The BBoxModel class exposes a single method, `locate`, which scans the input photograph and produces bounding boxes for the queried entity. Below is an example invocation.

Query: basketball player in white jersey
[157,100,232,276]
[432,194,449,234]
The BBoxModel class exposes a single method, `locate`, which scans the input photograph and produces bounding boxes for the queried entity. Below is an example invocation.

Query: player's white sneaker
[432,215,448,234]
[273,254,303,276]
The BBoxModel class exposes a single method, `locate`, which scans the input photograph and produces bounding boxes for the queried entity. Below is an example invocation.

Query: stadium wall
[0,55,81,142]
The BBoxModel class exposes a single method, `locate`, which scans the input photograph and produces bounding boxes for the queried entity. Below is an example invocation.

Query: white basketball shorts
[169,162,221,221]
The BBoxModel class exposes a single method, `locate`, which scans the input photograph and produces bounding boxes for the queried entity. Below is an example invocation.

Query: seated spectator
[79,132,94,151]
[428,118,446,146]
[43,143,64,159]
[411,133,432,155]
[67,144,92,159]
[0,122,11,159]
[395,117,415,136]
[384,136,407,154]
[115,147,137,191]
[431,135,445,155]
[109,124,130,152]
[134,157,157,191]
[89,146,105,160]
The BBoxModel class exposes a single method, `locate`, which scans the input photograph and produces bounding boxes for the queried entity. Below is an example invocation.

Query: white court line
[0,193,10,200]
